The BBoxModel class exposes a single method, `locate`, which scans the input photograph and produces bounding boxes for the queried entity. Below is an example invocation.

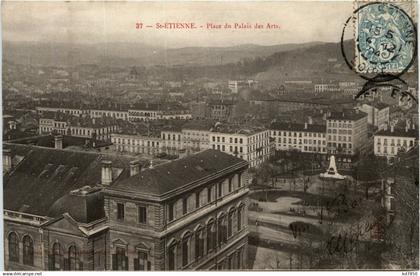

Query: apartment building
[374,124,418,161]
[326,110,368,161]
[209,125,270,168]
[270,122,326,154]
[39,112,119,141]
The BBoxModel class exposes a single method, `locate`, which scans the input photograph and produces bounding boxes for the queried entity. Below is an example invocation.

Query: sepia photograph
[1,0,419,272]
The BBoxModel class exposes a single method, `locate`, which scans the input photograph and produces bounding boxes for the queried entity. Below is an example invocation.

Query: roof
[40,112,118,128]
[182,120,216,131]
[362,102,389,110]
[9,135,112,148]
[108,149,248,197]
[210,122,267,135]
[270,122,326,133]
[327,110,367,121]
[375,127,418,138]
[3,143,135,219]
[48,186,104,223]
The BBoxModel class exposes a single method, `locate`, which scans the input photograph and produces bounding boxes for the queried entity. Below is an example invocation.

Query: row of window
[112,247,150,271]
[117,204,147,223]
[91,111,127,118]
[162,133,182,141]
[328,135,352,142]
[49,242,82,270]
[327,121,354,128]
[271,131,325,138]
[277,138,326,145]
[168,174,242,222]
[327,129,352,135]
[167,205,244,270]
[375,137,414,147]
[212,136,244,144]
[114,138,159,147]
[8,233,34,266]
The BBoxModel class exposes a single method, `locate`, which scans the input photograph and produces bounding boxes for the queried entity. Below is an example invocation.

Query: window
[182,236,190,267]
[218,215,227,246]
[53,242,63,270]
[23,235,34,266]
[138,206,147,224]
[168,243,176,270]
[207,187,212,203]
[237,206,242,231]
[68,245,77,270]
[168,202,175,221]
[182,198,188,215]
[196,192,200,208]
[135,251,150,270]
[117,203,125,220]
[113,247,127,270]
[218,182,223,198]
[228,178,232,193]
[207,221,216,253]
[8,232,19,262]
[195,228,204,260]
[228,211,234,237]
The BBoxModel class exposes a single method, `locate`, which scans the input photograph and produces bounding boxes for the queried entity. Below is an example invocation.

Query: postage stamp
[354,1,417,75]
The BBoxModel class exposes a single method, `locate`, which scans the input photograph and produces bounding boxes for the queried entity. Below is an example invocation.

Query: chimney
[54,135,63,149]
[3,148,12,173]
[129,160,141,176]
[304,122,308,130]
[384,124,388,131]
[101,160,113,185]
[391,125,394,133]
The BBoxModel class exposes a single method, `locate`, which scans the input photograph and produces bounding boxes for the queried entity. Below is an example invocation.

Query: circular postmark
[341,2,417,83]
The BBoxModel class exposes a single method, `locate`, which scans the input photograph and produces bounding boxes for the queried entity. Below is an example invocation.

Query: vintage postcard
[1,0,418,272]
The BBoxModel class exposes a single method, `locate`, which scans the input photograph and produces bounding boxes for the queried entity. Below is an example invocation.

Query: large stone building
[104,149,249,270]
[39,112,119,141]
[3,142,249,271]
[209,125,271,168]
[270,122,327,154]
[374,124,418,162]
[326,110,369,162]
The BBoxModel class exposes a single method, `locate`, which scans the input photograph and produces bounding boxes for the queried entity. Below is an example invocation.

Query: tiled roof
[375,128,418,138]
[108,149,248,197]
[3,143,135,219]
[270,122,326,133]
[10,135,112,149]
[327,110,367,121]
[182,120,216,131]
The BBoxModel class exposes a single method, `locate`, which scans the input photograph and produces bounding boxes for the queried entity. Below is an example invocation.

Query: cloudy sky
[2,1,354,48]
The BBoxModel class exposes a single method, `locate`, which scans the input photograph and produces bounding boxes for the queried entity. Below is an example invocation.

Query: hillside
[2,41,323,67]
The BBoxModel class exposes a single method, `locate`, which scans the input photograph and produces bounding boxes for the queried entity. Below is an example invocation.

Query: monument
[320,155,346,180]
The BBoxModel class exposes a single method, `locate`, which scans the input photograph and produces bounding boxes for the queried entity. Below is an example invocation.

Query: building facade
[39,113,119,141]
[374,125,418,161]
[103,149,249,270]
[357,103,389,130]
[270,122,327,154]
[209,128,270,168]
[3,143,249,271]
[326,111,368,160]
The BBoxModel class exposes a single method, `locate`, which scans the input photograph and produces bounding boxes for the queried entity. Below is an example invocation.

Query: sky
[2,1,354,48]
